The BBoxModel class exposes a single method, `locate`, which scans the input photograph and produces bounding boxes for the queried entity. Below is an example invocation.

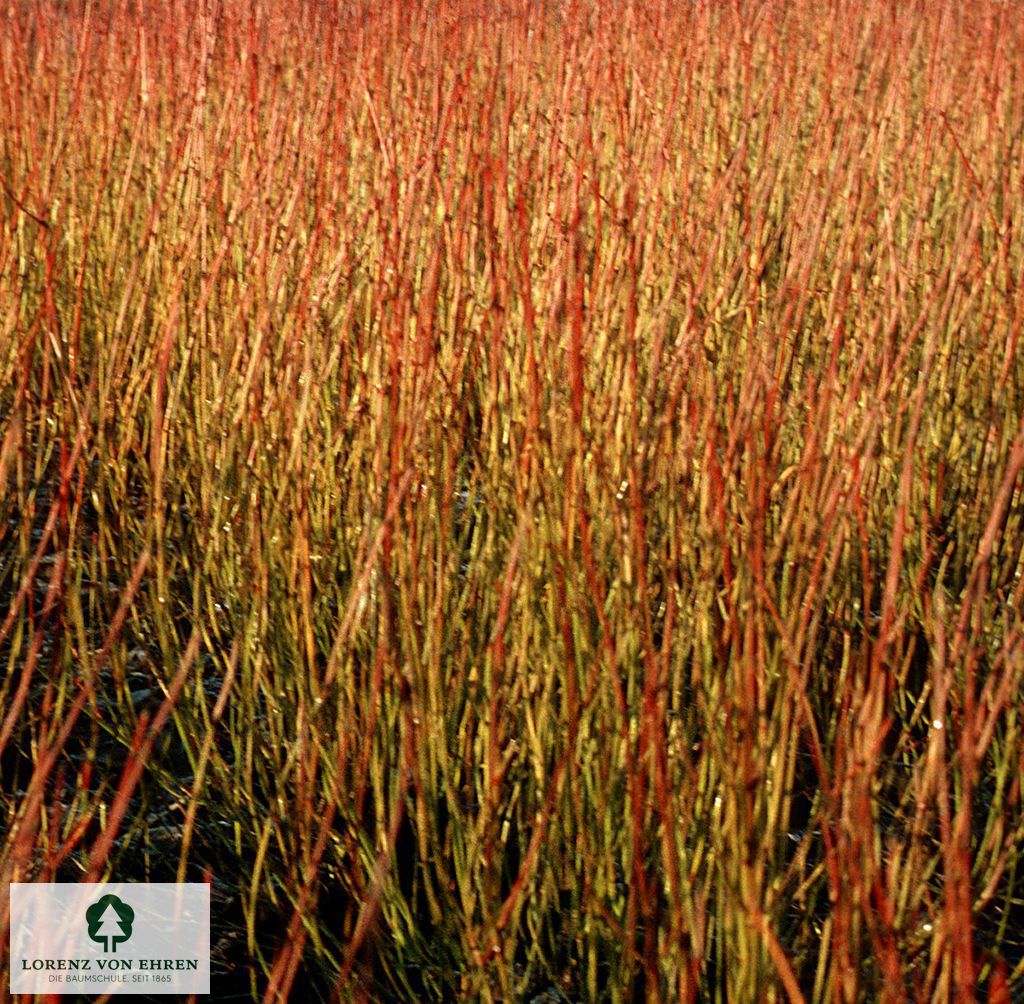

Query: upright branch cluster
[1,0,1023,1001]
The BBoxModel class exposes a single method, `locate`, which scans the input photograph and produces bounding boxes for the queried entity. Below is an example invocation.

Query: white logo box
[9,883,210,996]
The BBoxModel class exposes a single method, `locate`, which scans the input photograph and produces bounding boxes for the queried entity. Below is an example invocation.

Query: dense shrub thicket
[2,1,1023,1000]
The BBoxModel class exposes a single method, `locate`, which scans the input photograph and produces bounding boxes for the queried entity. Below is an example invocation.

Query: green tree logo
[85,894,135,952]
